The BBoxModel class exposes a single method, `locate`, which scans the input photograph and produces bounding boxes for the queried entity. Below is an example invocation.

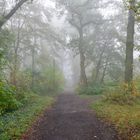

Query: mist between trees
[0,0,139,109]
[0,0,140,108]
[0,0,140,139]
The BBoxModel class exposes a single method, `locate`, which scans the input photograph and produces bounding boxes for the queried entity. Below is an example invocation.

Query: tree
[125,0,135,83]
[58,0,103,86]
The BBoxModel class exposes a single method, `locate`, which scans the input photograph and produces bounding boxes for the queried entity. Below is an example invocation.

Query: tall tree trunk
[13,47,18,86]
[80,49,88,86]
[31,37,36,90]
[13,23,21,86]
[79,29,88,87]
[53,59,56,91]
[125,0,135,83]
[11,33,20,86]
[10,45,18,86]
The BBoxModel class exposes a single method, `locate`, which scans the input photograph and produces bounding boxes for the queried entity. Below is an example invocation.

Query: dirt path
[22,94,119,140]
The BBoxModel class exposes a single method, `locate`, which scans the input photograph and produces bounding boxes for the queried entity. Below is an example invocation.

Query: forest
[0,0,140,140]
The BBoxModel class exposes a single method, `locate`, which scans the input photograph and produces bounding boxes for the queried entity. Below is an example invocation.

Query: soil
[21,94,119,140]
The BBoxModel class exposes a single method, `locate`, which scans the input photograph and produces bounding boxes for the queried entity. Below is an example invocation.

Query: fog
[0,0,139,92]
[1,1,140,139]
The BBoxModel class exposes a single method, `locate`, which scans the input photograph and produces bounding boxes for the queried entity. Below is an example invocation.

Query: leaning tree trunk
[125,0,135,83]
[0,0,28,29]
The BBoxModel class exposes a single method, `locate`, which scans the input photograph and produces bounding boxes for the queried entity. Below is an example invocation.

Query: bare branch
[0,0,29,29]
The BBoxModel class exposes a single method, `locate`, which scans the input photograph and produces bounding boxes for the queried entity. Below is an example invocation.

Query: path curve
[22,94,119,140]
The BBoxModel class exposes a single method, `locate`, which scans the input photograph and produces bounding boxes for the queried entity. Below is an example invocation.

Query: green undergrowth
[0,95,54,140]
[92,91,140,140]
[78,82,119,96]
[78,84,104,95]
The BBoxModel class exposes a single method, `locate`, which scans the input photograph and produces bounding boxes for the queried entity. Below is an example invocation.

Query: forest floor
[21,94,119,140]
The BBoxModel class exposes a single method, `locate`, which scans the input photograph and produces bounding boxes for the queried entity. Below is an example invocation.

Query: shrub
[103,92,139,105]
[92,82,140,140]
[0,96,53,140]
[16,90,39,104]
[103,82,140,105]
[0,82,21,114]
[78,84,104,95]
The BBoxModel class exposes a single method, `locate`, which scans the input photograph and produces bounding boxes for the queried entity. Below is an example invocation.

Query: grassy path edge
[0,96,55,140]
[91,101,140,140]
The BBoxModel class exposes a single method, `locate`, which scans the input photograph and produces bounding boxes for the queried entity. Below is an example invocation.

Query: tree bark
[125,0,135,83]
[13,44,18,86]
[10,19,21,86]
[80,49,88,86]
[53,59,56,90]
[10,42,18,86]
[31,36,36,90]
[0,0,28,29]
[79,29,88,87]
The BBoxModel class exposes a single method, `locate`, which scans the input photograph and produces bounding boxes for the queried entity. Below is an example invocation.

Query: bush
[0,82,21,114]
[103,92,140,105]
[78,84,104,95]
[103,82,140,105]
[92,82,140,140]
[0,96,53,140]
[15,90,39,104]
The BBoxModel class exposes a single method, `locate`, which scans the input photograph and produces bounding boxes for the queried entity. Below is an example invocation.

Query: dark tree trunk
[125,0,135,83]
[0,0,28,29]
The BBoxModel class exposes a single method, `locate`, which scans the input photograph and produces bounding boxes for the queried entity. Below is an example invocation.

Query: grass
[92,100,140,140]
[79,81,140,139]
[0,95,54,140]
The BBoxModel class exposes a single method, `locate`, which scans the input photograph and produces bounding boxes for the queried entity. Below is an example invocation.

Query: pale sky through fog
[42,0,123,29]
[42,0,55,8]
